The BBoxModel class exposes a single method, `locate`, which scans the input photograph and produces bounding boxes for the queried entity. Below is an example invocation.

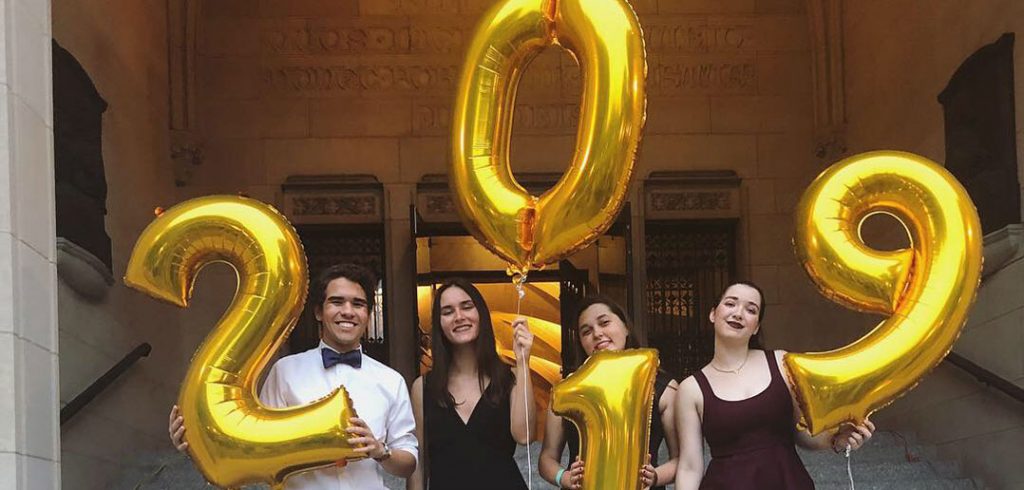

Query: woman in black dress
[674,281,875,489]
[539,296,679,490]
[408,279,536,490]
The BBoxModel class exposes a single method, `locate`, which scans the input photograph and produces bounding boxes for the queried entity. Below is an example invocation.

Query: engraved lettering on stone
[264,64,460,93]
[644,23,753,52]
[649,61,757,93]
[413,102,580,133]
[292,196,378,216]
[262,21,753,55]
[393,0,461,14]
[263,25,465,54]
[651,191,731,211]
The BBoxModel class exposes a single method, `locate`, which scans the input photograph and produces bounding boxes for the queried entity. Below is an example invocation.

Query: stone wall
[0,0,60,487]
[52,1,185,489]
[844,1,1024,488]
[179,0,864,354]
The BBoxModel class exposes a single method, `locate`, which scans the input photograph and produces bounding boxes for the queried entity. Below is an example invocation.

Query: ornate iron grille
[644,221,736,381]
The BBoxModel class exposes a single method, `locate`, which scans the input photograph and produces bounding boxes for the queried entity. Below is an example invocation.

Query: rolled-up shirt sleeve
[386,377,419,461]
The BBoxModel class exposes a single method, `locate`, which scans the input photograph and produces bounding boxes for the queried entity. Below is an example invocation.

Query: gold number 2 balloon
[125,196,364,489]
[787,151,983,435]
[450,0,646,274]
[550,349,659,490]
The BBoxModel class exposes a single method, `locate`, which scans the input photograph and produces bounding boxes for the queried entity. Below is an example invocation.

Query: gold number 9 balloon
[786,151,983,435]
[450,0,646,274]
[125,196,364,489]
[550,349,659,490]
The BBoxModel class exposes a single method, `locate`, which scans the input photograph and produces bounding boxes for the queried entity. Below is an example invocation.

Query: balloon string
[514,279,533,490]
[845,444,855,490]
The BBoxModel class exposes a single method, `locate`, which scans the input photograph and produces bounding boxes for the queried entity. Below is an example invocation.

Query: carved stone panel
[281,175,384,224]
[644,171,742,220]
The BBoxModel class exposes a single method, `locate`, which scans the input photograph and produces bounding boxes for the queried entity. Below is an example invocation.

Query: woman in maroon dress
[674,281,875,489]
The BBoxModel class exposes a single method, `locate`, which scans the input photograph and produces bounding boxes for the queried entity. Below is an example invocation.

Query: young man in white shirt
[170,263,418,489]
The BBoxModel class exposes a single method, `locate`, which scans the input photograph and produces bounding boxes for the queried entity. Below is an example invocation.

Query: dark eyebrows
[724,295,760,310]
[326,295,367,303]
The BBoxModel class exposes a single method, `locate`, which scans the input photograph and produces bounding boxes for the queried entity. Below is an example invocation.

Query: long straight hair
[426,279,513,408]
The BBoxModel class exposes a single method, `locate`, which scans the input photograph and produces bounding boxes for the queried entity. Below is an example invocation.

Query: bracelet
[555,468,566,488]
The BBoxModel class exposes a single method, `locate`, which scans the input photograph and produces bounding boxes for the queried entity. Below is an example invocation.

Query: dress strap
[693,368,714,401]
[763,349,782,383]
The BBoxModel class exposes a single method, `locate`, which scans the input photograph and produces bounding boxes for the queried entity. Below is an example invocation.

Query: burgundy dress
[694,350,814,489]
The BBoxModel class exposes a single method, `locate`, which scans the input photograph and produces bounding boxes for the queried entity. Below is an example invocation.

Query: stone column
[0,0,61,488]
[384,184,416,382]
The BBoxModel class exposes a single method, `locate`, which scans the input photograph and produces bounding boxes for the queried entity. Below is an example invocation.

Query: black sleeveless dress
[694,350,814,489]
[423,372,527,490]
[565,370,675,490]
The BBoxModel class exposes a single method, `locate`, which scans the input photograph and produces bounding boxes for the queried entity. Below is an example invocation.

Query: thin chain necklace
[710,353,749,374]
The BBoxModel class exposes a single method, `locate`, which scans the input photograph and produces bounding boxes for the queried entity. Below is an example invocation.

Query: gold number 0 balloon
[125,196,363,489]
[550,349,659,490]
[450,0,646,274]
[786,151,983,435]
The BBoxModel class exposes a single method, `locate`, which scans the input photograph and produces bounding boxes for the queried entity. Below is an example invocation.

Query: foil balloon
[786,151,982,435]
[125,196,365,489]
[550,349,659,490]
[449,0,647,274]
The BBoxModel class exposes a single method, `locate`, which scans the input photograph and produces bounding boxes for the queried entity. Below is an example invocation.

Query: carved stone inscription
[263,62,461,95]
[264,57,756,96]
[647,58,757,94]
[260,19,754,56]
[264,23,467,55]
[644,21,754,52]
[413,101,581,134]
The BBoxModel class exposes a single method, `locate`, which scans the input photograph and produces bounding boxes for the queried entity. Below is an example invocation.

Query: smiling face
[577,302,630,356]
[437,286,481,346]
[709,283,763,345]
[315,277,369,352]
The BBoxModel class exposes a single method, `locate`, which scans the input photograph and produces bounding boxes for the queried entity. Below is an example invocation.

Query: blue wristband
[555,468,566,487]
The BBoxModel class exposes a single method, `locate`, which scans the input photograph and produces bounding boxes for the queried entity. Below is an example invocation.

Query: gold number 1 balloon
[787,151,983,435]
[550,349,659,490]
[125,196,364,489]
[450,0,646,274]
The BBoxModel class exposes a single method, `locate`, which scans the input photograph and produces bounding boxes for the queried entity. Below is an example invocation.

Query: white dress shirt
[259,341,418,490]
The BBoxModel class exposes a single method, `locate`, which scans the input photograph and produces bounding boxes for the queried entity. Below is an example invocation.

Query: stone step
[798,432,938,467]
[122,436,976,490]
[816,478,979,490]
[809,459,963,484]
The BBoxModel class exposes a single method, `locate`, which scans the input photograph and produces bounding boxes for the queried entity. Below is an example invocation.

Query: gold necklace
[710,353,749,374]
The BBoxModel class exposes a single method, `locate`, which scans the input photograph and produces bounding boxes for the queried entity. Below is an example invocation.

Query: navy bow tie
[322,348,362,369]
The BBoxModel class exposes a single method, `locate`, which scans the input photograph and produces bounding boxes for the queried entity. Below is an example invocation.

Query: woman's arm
[539,406,566,485]
[406,376,426,490]
[510,317,536,445]
[539,406,584,488]
[674,377,704,490]
[652,380,680,486]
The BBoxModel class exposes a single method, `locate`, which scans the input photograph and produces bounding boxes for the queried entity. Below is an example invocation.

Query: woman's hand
[168,405,188,453]
[832,418,875,452]
[639,454,658,488]
[511,316,534,363]
[561,458,584,489]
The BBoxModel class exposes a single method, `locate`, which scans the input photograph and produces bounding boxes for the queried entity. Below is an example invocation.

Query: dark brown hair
[426,279,513,408]
[312,263,377,311]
